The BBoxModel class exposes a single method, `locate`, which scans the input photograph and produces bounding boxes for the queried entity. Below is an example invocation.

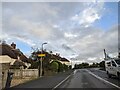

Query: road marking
[73,70,77,75]
[86,69,120,89]
[52,74,71,90]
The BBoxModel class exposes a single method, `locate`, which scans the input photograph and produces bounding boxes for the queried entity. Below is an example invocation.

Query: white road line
[73,70,77,75]
[86,69,120,89]
[52,74,71,90]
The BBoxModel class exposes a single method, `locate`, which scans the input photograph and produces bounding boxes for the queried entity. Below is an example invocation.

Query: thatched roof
[0,43,30,63]
[60,58,70,62]
[0,43,17,59]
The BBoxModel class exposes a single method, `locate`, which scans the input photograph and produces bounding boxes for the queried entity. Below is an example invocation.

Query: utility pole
[103,49,107,60]
[38,42,47,77]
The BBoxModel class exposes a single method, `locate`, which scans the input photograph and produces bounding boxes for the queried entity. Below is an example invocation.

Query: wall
[1,63,10,89]
[0,63,2,90]
[10,69,38,78]
[0,55,16,65]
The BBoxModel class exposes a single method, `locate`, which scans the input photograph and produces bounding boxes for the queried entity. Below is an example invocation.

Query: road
[11,70,73,88]
[57,68,120,89]
[11,68,120,89]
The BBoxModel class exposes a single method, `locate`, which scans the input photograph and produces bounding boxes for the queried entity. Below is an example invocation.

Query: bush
[50,61,59,72]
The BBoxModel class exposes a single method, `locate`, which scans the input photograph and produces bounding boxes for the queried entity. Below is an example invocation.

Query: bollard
[5,71,14,88]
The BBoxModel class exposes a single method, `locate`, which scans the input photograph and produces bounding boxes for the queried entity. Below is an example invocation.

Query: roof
[13,59,26,66]
[0,43,17,59]
[20,54,29,63]
[60,58,70,62]
[0,43,30,63]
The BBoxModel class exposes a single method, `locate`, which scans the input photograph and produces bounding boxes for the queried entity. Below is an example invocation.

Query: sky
[1,0,119,64]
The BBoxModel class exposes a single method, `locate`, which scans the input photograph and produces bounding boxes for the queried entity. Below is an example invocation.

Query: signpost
[38,54,45,57]
[38,54,46,77]
[38,42,47,77]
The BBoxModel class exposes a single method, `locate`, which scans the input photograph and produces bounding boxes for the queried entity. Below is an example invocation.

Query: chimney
[11,42,16,49]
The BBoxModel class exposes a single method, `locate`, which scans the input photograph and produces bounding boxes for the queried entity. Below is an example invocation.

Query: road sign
[38,54,46,57]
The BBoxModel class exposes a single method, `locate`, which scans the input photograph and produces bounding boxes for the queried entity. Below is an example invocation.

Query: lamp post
[42,42,47,52]
[39,42,47,77]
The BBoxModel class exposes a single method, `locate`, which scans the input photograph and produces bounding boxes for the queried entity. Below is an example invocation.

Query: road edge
[86,69,120,89]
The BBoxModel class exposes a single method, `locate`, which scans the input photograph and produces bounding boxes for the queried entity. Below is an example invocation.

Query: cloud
[74,25,118,63]
[61,44,75,52]
[2,2,118,64]
[71,1,105,27]
[11,34,36,47]
[64,32,78,38]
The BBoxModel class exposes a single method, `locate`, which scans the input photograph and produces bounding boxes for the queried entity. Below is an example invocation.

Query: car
[105,58,120,79]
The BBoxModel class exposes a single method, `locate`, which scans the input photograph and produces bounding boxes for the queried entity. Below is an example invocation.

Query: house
[0,42,31,69]
[50,53,71,66]
[0,42,33,89]
[60,58,71,66]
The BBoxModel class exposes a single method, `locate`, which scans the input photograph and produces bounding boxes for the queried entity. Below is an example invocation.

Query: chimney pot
[11,42,16,49]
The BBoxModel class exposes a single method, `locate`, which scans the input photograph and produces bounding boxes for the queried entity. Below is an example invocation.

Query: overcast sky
[1,0,119,64]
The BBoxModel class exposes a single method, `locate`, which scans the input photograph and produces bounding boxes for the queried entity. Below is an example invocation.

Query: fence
[10,69,38,78]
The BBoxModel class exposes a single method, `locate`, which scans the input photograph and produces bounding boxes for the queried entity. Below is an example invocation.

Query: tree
[29,49,71,73]
[29,60,39,69]
[90,63,99,68]
[74,64,79,69]
[29,50,51,69]
[50,61,59,72]
[80,63,89,68]
[99,61,105,70]
[73,62,89,69]
[64,64,69,71]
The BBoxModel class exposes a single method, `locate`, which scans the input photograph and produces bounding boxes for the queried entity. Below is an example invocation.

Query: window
[115,59,120,65]
[107,62,111,66]
[112,61,116,67]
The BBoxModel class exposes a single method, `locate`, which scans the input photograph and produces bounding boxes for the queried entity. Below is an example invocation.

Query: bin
[5,71,14,88]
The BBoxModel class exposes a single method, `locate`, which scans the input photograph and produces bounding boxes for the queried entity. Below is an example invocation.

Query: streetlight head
[43,42,47,44]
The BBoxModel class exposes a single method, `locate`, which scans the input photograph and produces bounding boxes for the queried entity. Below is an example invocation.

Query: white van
[105,58,120,79]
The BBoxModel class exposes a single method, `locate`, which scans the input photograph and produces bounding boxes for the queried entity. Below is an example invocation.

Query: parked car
[105,58,120,79]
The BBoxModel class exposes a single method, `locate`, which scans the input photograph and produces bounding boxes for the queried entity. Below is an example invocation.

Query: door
[111,61,117,75]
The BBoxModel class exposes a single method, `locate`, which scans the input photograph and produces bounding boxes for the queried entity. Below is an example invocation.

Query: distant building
[50,53,70,66]
[60,58,71,66]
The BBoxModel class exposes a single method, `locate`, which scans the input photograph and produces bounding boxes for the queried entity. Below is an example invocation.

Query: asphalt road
[11,70,73,88]
[11,68,120,89]
[58,68,120,89]
[88,68,120,87]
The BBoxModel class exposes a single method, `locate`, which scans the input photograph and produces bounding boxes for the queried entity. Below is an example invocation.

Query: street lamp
[42,42,47,52]
[39,42,47,77]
